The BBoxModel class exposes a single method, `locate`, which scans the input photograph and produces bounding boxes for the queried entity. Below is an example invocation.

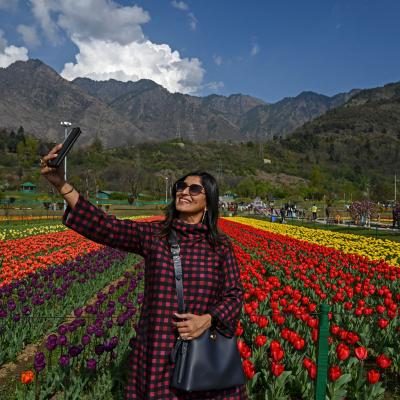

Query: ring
[40,158,47,167]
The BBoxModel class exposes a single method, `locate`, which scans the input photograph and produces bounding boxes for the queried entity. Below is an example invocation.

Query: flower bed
[220,219,399,399]
[229,217,400,266]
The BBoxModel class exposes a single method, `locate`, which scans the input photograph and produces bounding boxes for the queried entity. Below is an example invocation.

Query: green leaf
[332,373,352,389]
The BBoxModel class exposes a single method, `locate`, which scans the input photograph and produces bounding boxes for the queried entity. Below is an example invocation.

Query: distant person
[393,206,400,229]
[280,206,286,223]
[311,204,318,221]
[325,205,331,222]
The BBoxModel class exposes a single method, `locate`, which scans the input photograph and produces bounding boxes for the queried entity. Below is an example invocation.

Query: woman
[40,145,247,400]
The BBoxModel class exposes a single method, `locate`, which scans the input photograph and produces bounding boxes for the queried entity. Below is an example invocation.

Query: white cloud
[0,30,29,68]
[188,12,197,31]
[29,0,205,93]
[30,0,61,45]
[17,24,41,47]
[251,44,260,56]
[213,54,223,66]
[202,81,224,91]
[30,0,150,45]
[171,0,197,30]
[61,36,205,94]
[171,0,188,11]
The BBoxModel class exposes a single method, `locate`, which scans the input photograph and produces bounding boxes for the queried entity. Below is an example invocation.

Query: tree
[128,152,142,204]
[17,137,39,167]
[236,178,256,198]
[7,131,18,152]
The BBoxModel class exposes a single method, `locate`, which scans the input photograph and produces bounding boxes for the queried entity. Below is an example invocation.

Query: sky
[0,0,399,103]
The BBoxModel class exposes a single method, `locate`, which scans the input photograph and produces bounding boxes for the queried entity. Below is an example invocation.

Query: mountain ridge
[0,59,364,146]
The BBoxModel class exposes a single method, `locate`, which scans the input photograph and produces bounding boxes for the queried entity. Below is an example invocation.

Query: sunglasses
[175,181,205,196]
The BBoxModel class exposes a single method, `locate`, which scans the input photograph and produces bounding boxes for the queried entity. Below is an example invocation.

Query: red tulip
[330,325,340,335]
[242,359,255,379]
[367,369,380,384]
[293,337,305,350]
[271,362,285,377]
[376,305,386,314]
[336,343,350,361]
[269,340,281,352]
[257,316,268,328]
[254,335,267,348]
[354,346,368,360]
[271,348,284,362]
[307,363,317,380]
[377,318,389,329]
[328,366,342,381]
[303,358,313,369]
[376,354,391,369]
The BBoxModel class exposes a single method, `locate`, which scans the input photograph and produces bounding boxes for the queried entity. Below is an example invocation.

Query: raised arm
[62,194,152,256]
[40,144,152,256]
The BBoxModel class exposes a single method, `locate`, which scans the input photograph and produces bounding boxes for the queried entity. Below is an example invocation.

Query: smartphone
[48,127,81,168]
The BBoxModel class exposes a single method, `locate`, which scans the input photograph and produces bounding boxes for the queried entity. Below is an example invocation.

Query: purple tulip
[86,325,96,335]
[106,320,113,329]
[57,335,68,347]
[82,335,91,346]
[95,327,104,338]
[73,308,83,317]
[34,352,46,372]
[22,306,31,315]
[0,309,7,318]
[13,314,21,322]
[45,334,58,351]
[68,345,83,357]
[59,355,70,367]
[87,358,97,371]
[58,325,68,335]
[117,315,125,326]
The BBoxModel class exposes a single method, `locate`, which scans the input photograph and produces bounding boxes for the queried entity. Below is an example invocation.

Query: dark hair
[160,171,223,247]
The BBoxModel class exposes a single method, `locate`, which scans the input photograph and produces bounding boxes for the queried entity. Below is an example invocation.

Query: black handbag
[168,230,245,392]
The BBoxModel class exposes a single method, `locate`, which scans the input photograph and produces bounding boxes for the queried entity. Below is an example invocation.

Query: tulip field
[0,216,399,399]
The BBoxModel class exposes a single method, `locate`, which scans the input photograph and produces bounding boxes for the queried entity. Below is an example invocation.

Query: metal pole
[395,173,397,203]
[165,177,168,203]
[315,303,330,400]
[60,121,71,211]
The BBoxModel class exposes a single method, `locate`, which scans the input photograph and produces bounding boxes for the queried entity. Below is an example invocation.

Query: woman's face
[175,175,207,218]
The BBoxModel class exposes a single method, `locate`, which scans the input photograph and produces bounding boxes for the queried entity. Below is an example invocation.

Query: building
[20,182,37,192]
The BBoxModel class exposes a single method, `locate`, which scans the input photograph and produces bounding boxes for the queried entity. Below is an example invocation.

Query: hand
[172,313,212,340]
[40,144,65,188]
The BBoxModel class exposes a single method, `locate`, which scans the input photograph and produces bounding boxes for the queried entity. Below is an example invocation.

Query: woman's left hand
[172,313,212,340]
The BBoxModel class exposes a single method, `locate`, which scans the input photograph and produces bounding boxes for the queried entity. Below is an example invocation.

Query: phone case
[48,127,81,168]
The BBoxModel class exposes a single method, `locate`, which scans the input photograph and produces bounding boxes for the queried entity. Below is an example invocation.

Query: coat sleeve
[62,194,153,256]
[208,241,243,337]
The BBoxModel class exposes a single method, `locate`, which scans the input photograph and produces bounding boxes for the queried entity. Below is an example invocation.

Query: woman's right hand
[40,144,65,189]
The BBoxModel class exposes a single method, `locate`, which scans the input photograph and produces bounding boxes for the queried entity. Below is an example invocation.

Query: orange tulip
[21,370,35,384]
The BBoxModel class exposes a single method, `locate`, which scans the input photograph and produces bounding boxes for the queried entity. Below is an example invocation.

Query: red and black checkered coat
[63,195,248,400]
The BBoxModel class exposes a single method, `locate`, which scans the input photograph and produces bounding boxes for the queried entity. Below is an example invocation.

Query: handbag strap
[168,229,187,313]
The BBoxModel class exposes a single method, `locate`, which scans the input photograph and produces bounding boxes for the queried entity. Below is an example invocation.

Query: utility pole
[60,121,72,211]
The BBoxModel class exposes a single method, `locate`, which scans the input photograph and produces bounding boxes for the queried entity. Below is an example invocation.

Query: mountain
[0,59,357,145]
[274,81,400,199]
[72,77,160,104]
[0,60,145,147]
[239,90,360,139]
[73,78,266,141]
